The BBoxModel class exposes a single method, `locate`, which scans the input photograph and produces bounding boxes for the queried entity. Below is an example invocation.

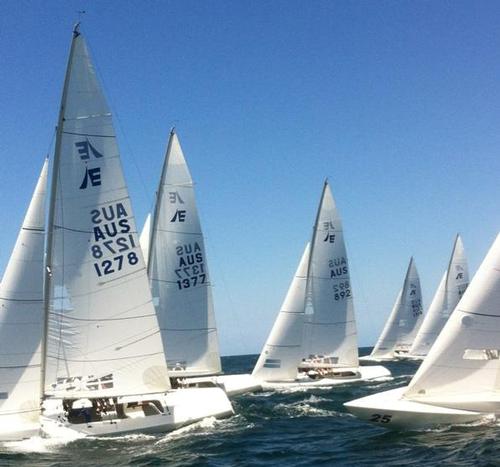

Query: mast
[147,128,176,272]
[40,24,81,401]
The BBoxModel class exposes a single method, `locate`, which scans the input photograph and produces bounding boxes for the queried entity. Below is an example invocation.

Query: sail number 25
[369,413,392,423]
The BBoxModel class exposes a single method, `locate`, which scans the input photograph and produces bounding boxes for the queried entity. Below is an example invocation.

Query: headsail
[370,258,423,358]
[42,28,170,399]
[405,234,500,411]
[303,181,358,368]
[147,130,221,376]
[252,244,310,381]
[0,160,47,430]
[409,235,469,357]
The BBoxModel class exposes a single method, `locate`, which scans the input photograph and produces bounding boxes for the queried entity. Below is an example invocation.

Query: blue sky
[0,1,498,355]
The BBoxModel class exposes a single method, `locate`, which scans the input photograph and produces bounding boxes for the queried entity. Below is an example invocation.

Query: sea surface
[1,349,499,466]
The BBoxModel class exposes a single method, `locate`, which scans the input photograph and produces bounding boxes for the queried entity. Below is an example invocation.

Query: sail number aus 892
[333,281,351,301]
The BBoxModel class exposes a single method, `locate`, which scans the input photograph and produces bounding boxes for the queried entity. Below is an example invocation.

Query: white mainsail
[147,130,221,376]
[404,234,500,411]
[42,29,170,399]
[409,235,469,357]
[370,258,423,359]
[252,244,310,381]
[0,160,47,434]
[303,180,358,367]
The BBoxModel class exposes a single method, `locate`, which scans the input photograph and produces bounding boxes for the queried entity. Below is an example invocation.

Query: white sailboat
[345,233,500,430]
[252,181,390,388]
[39,25,232,438]
[360,258,424,362]
[408,234,469,359]
[142,130,260,396]
[0,160,47,440]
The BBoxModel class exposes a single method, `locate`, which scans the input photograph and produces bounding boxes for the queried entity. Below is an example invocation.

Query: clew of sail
[147,130,221,377]
[42,29,170,399]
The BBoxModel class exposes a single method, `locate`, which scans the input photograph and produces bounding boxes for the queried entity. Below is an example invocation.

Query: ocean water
[1,349,499,466]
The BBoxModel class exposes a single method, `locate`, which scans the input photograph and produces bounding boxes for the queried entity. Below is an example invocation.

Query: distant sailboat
[0,160,47,440]
[142,130,260,396]
[361,258,423,362]
[408,235,469,359]
[345,233,500,430]
[252,181,390,388]
[39,25,232,438]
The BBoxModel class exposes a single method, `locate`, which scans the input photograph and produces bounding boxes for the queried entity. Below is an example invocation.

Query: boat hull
[259,365,391,390]
[40,387,233,439]
[344,387,489,430]
[185,374,262,396]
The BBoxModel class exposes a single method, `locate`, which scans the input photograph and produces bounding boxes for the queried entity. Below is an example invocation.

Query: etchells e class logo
[75,139,103,189]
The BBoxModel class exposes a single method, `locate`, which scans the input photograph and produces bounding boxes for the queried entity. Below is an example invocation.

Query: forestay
[252,244,310,381]
[370,258,423,358]
[405,234,500,408]
[410,235,469,357]
[303,181,358,368]
[147,130,221,376]
[0,161,47,428]
[43,30,170,399]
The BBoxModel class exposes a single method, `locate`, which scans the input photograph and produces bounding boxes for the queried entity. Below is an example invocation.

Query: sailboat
[142,130,260,396]
[407,234,469,359]
[345,233,500,430]
[39,25,233,438]
[252,181,390,388]
[0,160,47,440]
[360,258,424,362]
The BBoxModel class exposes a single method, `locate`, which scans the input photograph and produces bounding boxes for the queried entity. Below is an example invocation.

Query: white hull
[0,422,40,442]
[359,355,393,363]
[214,374,262,396]
[40,387,233,439]
[344,387,490,430]
[259,365,391,390]
[182,374,262,396]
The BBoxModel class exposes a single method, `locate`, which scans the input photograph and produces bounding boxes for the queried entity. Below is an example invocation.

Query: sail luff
[40,26,80,400]
[147,129,175,272]
[304,179,328,315]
